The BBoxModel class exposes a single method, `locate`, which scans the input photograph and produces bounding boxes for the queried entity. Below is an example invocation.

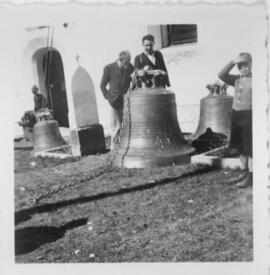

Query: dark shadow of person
[15,218,87,255]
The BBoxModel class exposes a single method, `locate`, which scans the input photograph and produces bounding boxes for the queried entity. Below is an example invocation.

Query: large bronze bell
[113,85,195,168]
[33,109,67,152]
[192,83,233,140]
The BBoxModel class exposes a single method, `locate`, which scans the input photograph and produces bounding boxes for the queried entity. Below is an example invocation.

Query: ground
[14,143,253,263]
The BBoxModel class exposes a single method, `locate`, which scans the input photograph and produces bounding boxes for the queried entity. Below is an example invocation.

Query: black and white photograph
[0,0,269,274]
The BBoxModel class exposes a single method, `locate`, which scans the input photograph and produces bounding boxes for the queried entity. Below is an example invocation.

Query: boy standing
[218,52,252,187]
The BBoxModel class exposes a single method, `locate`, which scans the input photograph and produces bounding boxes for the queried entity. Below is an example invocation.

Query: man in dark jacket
[100,51,134,149]
[32,85,45,111]
[134,34,170,88]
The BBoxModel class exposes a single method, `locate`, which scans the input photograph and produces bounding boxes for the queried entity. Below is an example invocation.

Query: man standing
[134,34,170,88]
[32,85,45,111]
[100,51,134,149]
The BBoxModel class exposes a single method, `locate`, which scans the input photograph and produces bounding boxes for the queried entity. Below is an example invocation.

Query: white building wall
[0,3,266,136]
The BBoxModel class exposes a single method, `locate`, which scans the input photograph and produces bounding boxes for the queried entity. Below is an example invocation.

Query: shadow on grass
[14,147,33,151]
[15,166,214,226]
[15,218,87,255]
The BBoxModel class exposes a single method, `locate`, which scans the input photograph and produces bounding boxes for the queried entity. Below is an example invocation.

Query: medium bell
[113,87,195,168]
[33,110,67,152]
[192,83,233,140]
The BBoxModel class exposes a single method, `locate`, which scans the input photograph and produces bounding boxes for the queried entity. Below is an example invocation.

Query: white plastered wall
[0,3,266,135]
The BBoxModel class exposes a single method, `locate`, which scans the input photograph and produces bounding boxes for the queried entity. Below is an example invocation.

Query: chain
[26,77,240,207]
[27,166,110,206]
[27,78,136,206]
[120,86,132,167]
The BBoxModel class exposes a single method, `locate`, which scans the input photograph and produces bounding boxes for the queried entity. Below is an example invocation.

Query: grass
[14,144,252,263]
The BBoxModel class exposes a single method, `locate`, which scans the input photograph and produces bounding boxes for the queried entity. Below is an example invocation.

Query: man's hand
[131,71,139,80]
[137,69,146,77]
[152,69,166,76]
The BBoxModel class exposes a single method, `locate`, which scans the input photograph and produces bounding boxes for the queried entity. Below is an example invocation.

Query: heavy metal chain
[27,79,135,206]
[27,166,110,206]
[26,77,241,207]
[120,87,132,167]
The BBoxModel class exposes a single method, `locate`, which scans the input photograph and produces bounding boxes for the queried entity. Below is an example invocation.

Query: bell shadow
[15,218,87,255]
[15,165,213,226]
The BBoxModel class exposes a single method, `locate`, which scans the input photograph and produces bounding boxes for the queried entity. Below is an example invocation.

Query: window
[161,24,198,47]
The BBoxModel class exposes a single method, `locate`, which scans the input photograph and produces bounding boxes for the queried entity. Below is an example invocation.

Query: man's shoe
[236,173,252,188]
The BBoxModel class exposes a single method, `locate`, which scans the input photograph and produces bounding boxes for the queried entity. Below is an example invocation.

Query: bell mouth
[113,146,195,169]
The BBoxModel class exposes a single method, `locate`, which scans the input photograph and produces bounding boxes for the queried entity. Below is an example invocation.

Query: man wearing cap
[32,85,45,112]
[100,51,134,149]
[218,52,253,188]
[134,34,170,88]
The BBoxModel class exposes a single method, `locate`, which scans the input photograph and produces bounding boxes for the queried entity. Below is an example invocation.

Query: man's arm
[134,55,143,70]
[157,51,170,87]
[129,63,135,80]
[121,64,135,93]
[218,60,239,86]
[134,55,148,82]
[100,66,110,99]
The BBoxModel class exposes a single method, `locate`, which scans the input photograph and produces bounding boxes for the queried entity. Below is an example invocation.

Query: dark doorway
[42,50,69,127]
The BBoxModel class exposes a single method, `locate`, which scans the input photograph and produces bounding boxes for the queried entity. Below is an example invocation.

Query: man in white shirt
[134,34,170,88]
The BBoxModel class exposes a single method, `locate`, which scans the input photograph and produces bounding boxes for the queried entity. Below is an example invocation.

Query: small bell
[33,110,67,152]
[192,82,233,140]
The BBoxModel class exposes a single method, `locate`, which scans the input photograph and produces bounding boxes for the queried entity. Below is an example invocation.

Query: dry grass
[14,146,252,263]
